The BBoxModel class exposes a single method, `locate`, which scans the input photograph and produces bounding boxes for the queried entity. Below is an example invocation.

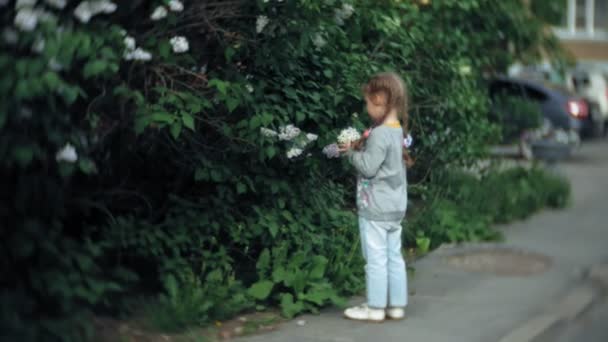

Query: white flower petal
[151,6,168,20]
[74,1,116,23]
[169,36,189,53]
[124,36,136,50]
[337,127,361,144]
[256,15,269,34]
[286,147,303,159]
[14,8,39,31]
[260,127,278,137]
[56,143,78,163]
[306,133,318,142]
[168,0,183,12]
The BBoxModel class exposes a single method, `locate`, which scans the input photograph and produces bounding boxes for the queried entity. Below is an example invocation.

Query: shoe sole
[343,314,385,323]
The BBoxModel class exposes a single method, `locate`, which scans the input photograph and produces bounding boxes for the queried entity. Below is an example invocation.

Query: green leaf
[13,146,34,167]
[83,60,107,79]
[151,112,175,124]
[309,256,328,279]
[42,71,61,89]
[295,111,306,123]
[194,167,209,181]
[225,46,236,61]
[182,112,195,130]
[268,221,279,238]
[170,121,182,139]
[249,115,262,129]
[78,159,98,174]
[134,116,151,135]
[256,249,271,274]
[208,79,228,95]
[280,293,304,318]
[266,146,277,159]
[301,289,331,305]
[272,266,288,283]
[210,170,222,182]
[415,236,431,254]
[226,98,239,113]
[62,86,80,105]
[247,280,274,300]
[236,182,247,194]
[159,41,171,59]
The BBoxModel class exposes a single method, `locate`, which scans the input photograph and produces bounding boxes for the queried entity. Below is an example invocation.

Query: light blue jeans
[359,216,408,309]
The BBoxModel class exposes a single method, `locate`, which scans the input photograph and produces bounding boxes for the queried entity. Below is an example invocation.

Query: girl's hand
[338,142,352,153]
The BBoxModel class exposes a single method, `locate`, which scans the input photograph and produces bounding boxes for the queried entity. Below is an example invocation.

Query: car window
[490,81,523,99]
[522,85,548,102]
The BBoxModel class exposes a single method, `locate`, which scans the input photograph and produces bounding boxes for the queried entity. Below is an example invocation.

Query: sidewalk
[237,140,608,342]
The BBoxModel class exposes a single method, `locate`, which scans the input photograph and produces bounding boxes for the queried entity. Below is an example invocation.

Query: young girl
[339,72,413,322]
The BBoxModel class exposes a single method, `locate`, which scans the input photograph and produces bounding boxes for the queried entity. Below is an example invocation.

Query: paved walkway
[238,140,608,342]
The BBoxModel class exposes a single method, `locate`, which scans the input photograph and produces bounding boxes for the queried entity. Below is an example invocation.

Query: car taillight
[567,100,588,119]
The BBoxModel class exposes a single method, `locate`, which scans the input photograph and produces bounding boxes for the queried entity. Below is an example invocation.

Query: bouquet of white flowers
[337,127,361,145]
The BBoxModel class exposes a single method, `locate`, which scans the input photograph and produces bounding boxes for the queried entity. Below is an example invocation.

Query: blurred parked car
[566,69,608,137]
[488,76,589,137]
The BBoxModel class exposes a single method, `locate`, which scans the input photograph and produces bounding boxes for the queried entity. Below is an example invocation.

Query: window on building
[557,0,608,39]
[596,0,608,32]
[575,0,587,30]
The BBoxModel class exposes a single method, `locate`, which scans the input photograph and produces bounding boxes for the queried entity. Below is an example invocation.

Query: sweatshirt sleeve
[346,129,387,178]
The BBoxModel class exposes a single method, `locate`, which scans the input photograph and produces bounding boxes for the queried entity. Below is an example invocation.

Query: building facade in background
[554,0,608,70]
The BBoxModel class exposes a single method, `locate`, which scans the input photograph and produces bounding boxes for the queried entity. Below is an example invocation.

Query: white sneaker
[386,307,406,320]
[344,304,385,322]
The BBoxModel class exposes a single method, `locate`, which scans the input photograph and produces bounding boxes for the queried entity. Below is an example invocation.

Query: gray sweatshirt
[346,125,408,221]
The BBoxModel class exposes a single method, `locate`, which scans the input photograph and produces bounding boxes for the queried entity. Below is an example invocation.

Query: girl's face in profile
[365,93,388,123]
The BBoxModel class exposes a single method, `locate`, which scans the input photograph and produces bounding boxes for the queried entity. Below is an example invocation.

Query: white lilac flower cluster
[169,36,189,53]
[13,1,56,32]
[123,35,152,61]
[278,124,301,141]
[150,6,167,20]
[74,0,117,23]
[337,127,361,145]
[322,143,340,159]
[256,15,269,34]
[56,143,78,163]
[10,0,109,28]
[334,3,354,26]
[312,33,327,49]
[286,147,303,159]
[260,124,318,160]
[151,0,183,20]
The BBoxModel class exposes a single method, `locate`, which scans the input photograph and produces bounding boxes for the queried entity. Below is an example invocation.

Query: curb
[497,263,608,342]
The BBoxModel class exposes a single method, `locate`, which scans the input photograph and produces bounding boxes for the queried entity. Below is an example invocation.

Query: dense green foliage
[0,0,567,340]
[410,165,570,252]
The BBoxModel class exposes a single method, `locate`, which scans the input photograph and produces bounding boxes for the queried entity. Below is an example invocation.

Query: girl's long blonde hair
[356,72,414,167]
